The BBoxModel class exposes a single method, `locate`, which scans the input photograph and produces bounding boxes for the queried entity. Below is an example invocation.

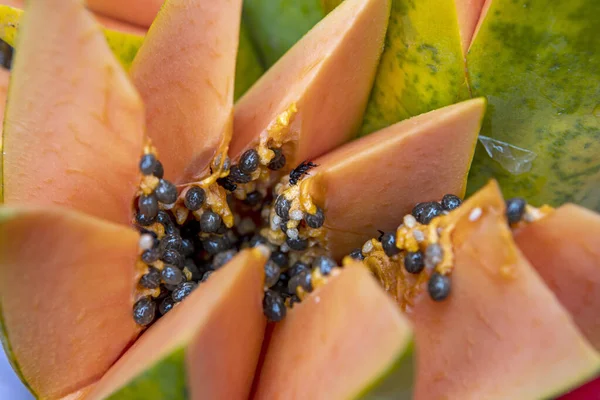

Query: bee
[216,176,237,192]
[289,160,318,185]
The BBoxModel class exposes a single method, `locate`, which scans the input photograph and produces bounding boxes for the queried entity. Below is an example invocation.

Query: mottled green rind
[466,0,600,210]
[359,0,468,136]
[235,22,264,101]
[106,347,188,400]
[354,339,414,400]
[242,0,325,67]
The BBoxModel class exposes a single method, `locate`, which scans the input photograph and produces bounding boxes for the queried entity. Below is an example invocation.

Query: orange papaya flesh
[253,264,414,399]
[59,383,96,400]
[130,0,241,184]
[86,249,267,400]
[1,0,145,226]
[514,204,600,350]
[86,0,164,28]
[401,182,600,399]
[231,0,390,169]
[263,98,484,260]
[0,206,141,399]
[0,0,147,35]
[454,0,487,54]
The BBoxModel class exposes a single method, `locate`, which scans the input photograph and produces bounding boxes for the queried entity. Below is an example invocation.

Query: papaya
[265,97,485,259]
[454,0,486,53]
[0,0,599,398]
[405,182,600,399]
[1,0,145,225]
[514,204,600,350]
[0,2,146,69]
[0,1,263,98]
[129,0,242,184]
[337,181,600,399]
[0,206,141,398]
[85,249,267,400]
[253,264,414,399]
[233,0,390,167]
[85,0,164,28]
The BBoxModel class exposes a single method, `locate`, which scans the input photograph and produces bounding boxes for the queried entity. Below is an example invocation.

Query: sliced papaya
[274,98,484,259]
[1,0,599,398]
[130,0,242,183]
[0,0,154,32]
[454,0,486,53]
[360,0,469,136]
[0,206,140,399]
[232,0,390,165]
[253,264,414,399]
[86,249,267,400]
[407,182,600,399]
[466,0,600,210]
[0,2,263,98]
[86,0,164,28]
[514,204,600,350]
[0,2,146,70]
[1,0,145,226]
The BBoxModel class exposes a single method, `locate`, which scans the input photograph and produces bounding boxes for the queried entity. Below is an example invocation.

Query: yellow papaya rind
[466,0,600,210]
[359,0,469,136]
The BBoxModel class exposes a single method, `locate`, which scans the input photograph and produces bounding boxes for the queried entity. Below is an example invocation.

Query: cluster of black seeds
[132,150,327,325]
[261,252,338,322]
[132,152,269,326]
[135,154,179,227]
[132,148,515,326]
[346,193,463,303]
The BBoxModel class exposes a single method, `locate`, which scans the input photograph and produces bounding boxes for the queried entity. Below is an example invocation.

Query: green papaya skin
[354,342,414,400]
[466,0,600,210]
[105,349,188,400]
[359,0,469,136]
